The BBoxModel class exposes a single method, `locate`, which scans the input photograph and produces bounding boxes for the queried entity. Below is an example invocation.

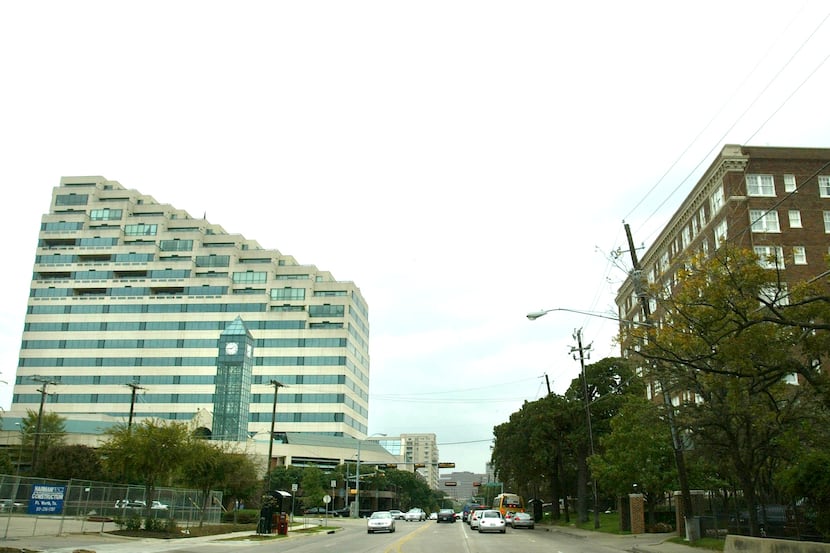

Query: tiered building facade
[9,176,370,452]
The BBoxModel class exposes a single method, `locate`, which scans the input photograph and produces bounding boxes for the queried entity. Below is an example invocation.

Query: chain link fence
[0,474,223,539]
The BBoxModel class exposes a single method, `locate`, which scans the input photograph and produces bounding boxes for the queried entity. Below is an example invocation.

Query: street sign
[323,494,331,504]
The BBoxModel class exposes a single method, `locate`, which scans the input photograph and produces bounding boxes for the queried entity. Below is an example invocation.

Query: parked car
[469,509,483,529]
[367,511,396,533]
[114,499,146,509]
[0,500,24,512]
[332,506,351,517]
[477,509,506,533]
[304,507,327,515]
[429,511,437,520]
[114,499,168,510]
[404,508,426,521]
[389,509,404,519]
[511,511,535,529]
[436,508,456,523]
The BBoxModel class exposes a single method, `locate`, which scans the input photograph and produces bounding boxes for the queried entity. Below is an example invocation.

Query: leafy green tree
[590,395,675,526]
[563,356,640,523]
[221,452,261,513]
[379,466,433,511]
[777,450,830,535]
[100,419,192,517]
[631,246,828,537]
[176,440,259,525]
[39,444,102,481]
[20,409,66,475]
[177,439,240,526]
[492,393,578,520]
[268,466,305,512]
[300,466,326,511]
[0,450,13,475]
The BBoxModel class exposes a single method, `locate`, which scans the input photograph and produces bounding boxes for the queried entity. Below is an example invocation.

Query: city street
[0,515,691,553]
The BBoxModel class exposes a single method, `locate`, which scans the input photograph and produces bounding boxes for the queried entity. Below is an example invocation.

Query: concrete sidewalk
[0,517,319,553]
[543,524,703,553]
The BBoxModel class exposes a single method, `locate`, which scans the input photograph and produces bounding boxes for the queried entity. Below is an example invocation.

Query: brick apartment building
[617,144,830,330]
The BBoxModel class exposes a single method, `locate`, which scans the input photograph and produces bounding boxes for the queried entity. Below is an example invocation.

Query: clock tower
[213,316,255,441]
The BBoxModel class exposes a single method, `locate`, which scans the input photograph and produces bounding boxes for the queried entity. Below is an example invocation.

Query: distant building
[439,471,487,504]
[402,433,440,488]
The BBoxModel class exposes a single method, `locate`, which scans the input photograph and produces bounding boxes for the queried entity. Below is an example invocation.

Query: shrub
[125,516,143,531]
[222,509,260,524]
[144,516,169,532]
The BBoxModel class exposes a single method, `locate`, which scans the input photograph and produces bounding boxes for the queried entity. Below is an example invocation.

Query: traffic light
[437,462,455,468]
[380,464,397,469]
[414,463,426,469]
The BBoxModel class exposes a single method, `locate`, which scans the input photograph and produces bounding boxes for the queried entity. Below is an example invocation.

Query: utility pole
[624,222,696,540]
[570,330,599,529]
[266,380,285,482]
[126,381,146,429]
[30,377,58,471]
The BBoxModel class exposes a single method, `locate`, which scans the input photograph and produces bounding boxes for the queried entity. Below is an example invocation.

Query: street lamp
[527,308,601,529]
[527,307,626,323]
[354,433,386,518]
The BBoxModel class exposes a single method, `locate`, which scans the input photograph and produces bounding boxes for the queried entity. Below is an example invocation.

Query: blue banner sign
[28,485,66,515]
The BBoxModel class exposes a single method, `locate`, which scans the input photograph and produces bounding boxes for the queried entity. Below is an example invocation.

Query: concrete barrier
[725,535,830,553]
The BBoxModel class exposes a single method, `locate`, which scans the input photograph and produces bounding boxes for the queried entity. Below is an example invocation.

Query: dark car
[304,507,327,515]
[332,506,351,517]
[436,508,456,523]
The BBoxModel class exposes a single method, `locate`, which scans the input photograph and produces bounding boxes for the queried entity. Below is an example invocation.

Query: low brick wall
[726,535,830,553]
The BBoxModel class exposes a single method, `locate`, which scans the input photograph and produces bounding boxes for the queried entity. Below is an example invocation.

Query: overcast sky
[2,1,830,475]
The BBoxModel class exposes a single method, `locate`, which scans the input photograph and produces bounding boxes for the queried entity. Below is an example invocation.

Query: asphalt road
[0,515,690,553]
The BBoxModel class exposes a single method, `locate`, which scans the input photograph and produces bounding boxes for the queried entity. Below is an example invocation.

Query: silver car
[469,509,483,529]
[367,511,396,533]
[404,508,426,521]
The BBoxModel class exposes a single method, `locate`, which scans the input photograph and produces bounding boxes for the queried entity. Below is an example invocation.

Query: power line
[624,6,830,250]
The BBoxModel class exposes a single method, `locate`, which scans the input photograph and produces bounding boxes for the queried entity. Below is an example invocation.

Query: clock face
[225,342,239,355]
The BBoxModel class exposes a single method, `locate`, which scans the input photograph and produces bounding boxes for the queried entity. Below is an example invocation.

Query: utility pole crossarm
[125,381,147,429]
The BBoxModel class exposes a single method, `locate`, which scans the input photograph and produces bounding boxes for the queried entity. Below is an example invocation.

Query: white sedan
[367,511,396,533]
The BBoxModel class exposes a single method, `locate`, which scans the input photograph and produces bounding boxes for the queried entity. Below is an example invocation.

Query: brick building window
[749,210,780,233]
[788,210,802,228]
[746,174,775,196]
[793,246,807,265]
